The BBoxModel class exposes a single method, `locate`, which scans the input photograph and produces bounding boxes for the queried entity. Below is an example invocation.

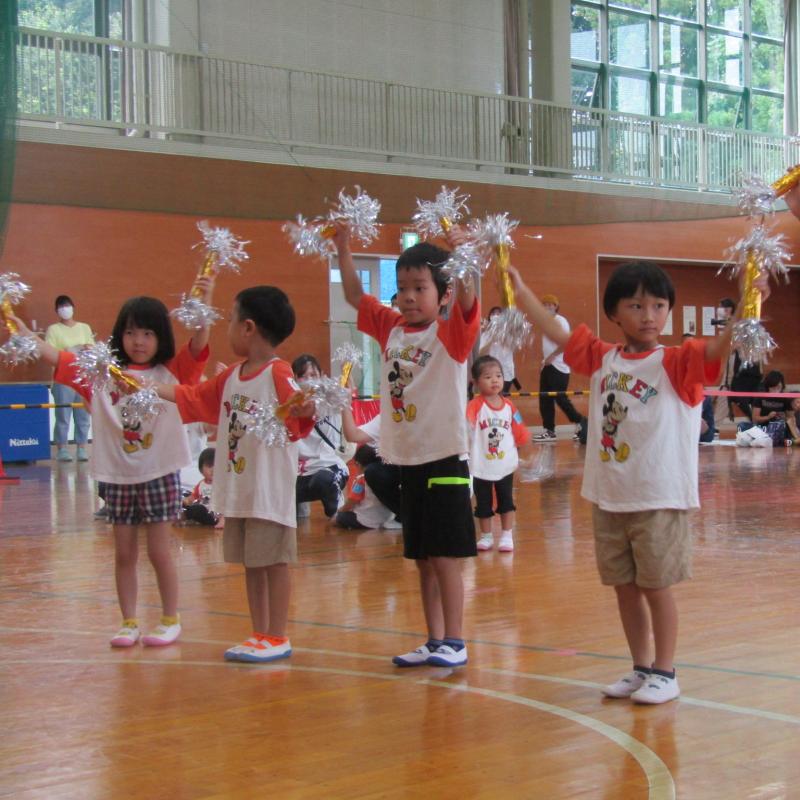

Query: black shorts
[400,455,476,560]
[473,472,515,518]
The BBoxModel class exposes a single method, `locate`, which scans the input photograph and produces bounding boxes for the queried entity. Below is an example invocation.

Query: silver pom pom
[0,333,40,366]
[170,295,222,330]
[442,240,490,283]
[74,340,120,393]
[483,307,533,352]
[721,225,791,282]
[249,401,291,448]
[302,376,352,417]
[736,174,777,218]
[0,272,31,304]
[123,385,163,425]
[731,318,776,366]
[194,221,250,272]
[469,213,519,257]
[412,186,470,239]
[332,342,364,368]
[332,186,381,246]
[283,214,335,260]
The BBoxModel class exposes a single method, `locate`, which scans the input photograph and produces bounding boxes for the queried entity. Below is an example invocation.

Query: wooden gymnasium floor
[1,439,798,800]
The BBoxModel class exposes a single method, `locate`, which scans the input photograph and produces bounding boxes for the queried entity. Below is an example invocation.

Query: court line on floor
[1,627,798,728]
[0,654,675,800]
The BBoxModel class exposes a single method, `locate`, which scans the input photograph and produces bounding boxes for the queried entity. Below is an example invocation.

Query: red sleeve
[53,351,92,403]
[507,400,531,446]
[564,324,615,377]
[271,360,315,441]
[174,365,233,425]
[436,297,480,362]
[357,294,403,350]
[166,342,210,385]
[662,338,720,407]
[190,483,202,501]
[466,396,484,427]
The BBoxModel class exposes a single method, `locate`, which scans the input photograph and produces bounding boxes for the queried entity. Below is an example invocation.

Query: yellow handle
[339,362,353,387]
[741,250,762,320]
[275,387,314,421]
[1,297,19,334]
[771,164,800,198]
[109,364,142,393]
[495,244,515,308]
[190,251,218,299]
[439,216,452,233]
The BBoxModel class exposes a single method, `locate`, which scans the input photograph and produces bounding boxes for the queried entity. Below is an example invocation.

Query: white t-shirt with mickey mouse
[466,396,531,481]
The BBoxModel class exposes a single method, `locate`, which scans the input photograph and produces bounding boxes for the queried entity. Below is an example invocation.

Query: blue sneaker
[426,643,468,667]
[392,643,435,667]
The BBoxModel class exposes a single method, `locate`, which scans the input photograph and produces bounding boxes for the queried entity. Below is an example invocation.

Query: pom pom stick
[173,222,250,330]
[737,164,800,218]
[412,186,470,239]
[472,215,533,351]
[249,401,291,448]
[332,342,364,387]
[74,341,161,423]
[283,215,335,260]
[771,163,800,198]
[0,273,40,366]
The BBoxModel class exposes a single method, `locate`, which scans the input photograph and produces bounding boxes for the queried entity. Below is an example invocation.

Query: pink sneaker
[141,621,181,647]
[110,622,140,648]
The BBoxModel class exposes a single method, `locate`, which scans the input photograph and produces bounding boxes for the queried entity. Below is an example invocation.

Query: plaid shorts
[104,472,182,525]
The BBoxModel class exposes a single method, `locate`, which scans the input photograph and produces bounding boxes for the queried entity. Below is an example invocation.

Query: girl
[291,354,349,519]
[13,282,213,647]
[466,356,532,552]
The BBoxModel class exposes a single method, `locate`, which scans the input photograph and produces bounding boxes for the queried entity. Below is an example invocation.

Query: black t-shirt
[753,394,792,419]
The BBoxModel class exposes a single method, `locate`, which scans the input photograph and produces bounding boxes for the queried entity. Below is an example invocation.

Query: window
[569,0,785,134]
[18,0,123,38]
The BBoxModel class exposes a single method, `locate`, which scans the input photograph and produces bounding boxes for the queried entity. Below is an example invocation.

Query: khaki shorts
[592,506,692,589]
[223,517,297,568]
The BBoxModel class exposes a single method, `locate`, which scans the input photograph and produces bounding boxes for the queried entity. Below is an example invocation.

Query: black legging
[363,461,402,521]
[539,364,583,432]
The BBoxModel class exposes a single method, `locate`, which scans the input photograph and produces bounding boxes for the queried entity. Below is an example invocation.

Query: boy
[182,446,222,527]
[334,444,395,530]
[153,286,314,663]
[333,222,480,667]
[508,260,766,703]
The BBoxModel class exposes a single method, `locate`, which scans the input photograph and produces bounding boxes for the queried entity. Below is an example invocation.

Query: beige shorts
[592,506,692,589]
[223,517,297,568]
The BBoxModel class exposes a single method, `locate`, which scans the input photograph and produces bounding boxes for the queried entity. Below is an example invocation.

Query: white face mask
[57,305,74,321]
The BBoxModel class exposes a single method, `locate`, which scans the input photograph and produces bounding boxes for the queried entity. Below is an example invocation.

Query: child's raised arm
[507,266,571,346]
[331,221,364,310]
[443,225,477,315]
[187,273,217,359]
[8,314,59,366]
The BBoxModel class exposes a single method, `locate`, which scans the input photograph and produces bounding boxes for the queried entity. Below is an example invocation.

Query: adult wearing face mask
[45,295,95,461]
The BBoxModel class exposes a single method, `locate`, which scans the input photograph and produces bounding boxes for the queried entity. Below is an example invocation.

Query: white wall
[182,0,505,95]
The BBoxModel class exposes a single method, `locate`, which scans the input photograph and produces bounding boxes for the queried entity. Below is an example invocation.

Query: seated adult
[699,396,716,444]
[740,370,800,445]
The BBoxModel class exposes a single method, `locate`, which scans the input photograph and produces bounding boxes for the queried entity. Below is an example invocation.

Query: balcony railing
[15,27,800,192]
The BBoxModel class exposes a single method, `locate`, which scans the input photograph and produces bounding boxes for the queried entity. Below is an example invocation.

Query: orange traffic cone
[0,452,20,484]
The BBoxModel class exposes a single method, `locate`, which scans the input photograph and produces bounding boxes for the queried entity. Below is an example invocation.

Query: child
[153,286,315,663]
[182,446,222,527]
[467,355,532,552]
[13,285,214,647]
[292,354,349,518]
[334,444,396,530]
[508,260,765,704]
[333,221,480,668]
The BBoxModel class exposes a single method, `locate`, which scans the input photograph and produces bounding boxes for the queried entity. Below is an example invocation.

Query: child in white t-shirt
[467,356,531,552]
[335,444,395,530]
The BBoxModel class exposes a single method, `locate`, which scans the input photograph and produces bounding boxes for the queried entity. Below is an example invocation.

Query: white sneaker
[382,517,403,530]
[533,430,556,442]
[224,635,260,661]
[110,622,140,648]
[476,533,494,551]
[392,643,435,667]
[426,643,468,667]
[602,669,649,698]
[498,533,514,552]
[236,638,292,663]
[631,673,680,704]
[141,621,181,647]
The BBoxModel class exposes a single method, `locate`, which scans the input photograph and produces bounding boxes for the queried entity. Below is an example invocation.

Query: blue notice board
[0,384,51,462]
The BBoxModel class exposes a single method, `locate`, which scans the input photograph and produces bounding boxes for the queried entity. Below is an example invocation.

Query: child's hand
[506,265,526,293]
[6,313,34,338]
[443,224,468,250]
[739,269,771,305]
[289,398,316,418]
[330,219,352,252]
[192,273,217,305]
[214,361,228,376]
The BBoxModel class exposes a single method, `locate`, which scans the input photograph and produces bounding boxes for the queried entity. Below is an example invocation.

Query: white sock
[501,529,513,538]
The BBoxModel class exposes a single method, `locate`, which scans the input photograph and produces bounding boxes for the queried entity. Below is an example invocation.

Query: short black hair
[292,353,322,379]
[396,242,450,301]
[719,298,736,310]
[488,306,502,317]
[354,444,379,467]
[603,261,675,318]
[763,370,785,389]
[235,286,295,346]
[471,354,503,381]
[55,295,73,310]
[110,296,175,367]
[198,447,215,471]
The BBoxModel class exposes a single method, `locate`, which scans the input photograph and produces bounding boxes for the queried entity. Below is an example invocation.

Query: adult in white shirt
[44,295,94,461]
[535,294,586,441]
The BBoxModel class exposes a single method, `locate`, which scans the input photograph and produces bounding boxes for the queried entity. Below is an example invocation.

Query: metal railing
[15,27,800,192]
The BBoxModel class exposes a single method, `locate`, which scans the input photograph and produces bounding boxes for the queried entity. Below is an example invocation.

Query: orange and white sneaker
[110,620,140,648]
[141,619,181,647]
[236,638,292,663]
[224,635,261,662]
